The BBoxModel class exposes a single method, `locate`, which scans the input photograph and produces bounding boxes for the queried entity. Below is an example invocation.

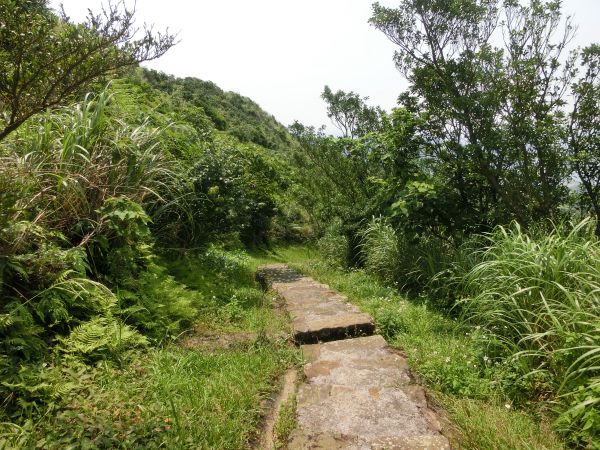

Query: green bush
[58,317,148,362]
[358,216,458,296]
[117,264,199,341]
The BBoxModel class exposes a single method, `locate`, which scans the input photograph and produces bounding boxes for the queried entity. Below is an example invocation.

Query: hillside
[140,68,297,152]
[2,0,600,448]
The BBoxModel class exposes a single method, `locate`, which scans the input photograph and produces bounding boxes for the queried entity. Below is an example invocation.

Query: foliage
[288,106,475,255]
[359,217,402,285]
[457,219,600,446]
[370,0,573,228]
[290,6,600,443]
[1,245,298,448]
[570,44,600,235]
[142,69,298,152]
[0,76,286,422]
[358,216,464,301]
[117,264,199,341]
[5,0,600,446]
[0,0,175,141]
[288,122,371,235]
[441,395,563,450]
[321,85,383,138]
[58,317,148,362]
[184,135,285,247]
[0,88,175,244]
[0,3,301,445]
[316,220,349,268]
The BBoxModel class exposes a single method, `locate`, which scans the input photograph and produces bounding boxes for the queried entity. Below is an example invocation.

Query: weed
[458,219,600,445]
[274,394,297,449]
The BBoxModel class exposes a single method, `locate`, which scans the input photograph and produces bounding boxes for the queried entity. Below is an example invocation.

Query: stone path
[257,264,450,450]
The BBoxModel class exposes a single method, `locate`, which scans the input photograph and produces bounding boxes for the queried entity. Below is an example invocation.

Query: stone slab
[257,264,375,343]
[289,336,450,450]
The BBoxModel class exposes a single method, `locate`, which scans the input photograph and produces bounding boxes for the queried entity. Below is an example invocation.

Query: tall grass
[359,217,402,285]
[324,215,600,445]
[359,216,458,296]
[316,219,349,268]
[0,87,195,418]
[458,219,600,445]
[4,88,177,240]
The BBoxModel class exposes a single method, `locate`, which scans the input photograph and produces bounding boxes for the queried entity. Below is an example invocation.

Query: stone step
[288,432,450,450]
[257,264,375,344]
[290,336,449,450]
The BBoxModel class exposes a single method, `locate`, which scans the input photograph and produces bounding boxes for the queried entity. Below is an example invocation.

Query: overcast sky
[50,0,600,132]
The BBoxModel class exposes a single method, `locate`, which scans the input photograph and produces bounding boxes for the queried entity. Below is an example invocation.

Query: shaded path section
[258,264,449,450]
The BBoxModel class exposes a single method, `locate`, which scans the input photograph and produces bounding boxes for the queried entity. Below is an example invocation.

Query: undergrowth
[0,80,299,448]
[457,220,600,446]
[351,216,600,446]
[0,246,298,449]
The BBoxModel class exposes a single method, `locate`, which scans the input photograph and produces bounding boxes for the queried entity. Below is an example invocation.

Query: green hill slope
[140,68,296,152]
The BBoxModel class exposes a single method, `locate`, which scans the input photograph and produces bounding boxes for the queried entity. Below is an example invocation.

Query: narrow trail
[257,264,450,450]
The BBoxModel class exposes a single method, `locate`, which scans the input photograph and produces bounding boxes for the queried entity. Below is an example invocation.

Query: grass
[441,395,563,450]
[274,394,297,449]
[0,246,299,449]
[4,344,294,449]
[456,220,600,446]
[165,247,290,336]
[251,246,564,450]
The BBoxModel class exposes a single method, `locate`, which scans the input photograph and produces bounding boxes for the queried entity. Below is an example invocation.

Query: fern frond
[58,317,147,361]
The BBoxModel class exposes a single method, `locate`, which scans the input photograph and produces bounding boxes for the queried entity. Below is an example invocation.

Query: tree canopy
[370,0,574,227]
[321,85,383,138]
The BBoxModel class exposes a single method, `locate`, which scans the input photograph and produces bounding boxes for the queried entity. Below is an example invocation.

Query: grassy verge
[0,246,299,449]
[251,246,564,450]
[273,393,297,449]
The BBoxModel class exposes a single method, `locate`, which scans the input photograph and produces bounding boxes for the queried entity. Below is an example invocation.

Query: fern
[0,303,45,362]
[58,317,147,361]
[0,314,14,332]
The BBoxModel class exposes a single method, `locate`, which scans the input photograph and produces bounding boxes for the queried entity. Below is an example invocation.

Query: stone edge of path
[258,368,298,450]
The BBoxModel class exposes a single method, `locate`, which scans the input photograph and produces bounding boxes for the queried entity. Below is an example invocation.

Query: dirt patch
[257,368,298,450]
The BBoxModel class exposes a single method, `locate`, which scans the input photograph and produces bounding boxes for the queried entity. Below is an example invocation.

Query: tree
[569,45,600,234]
[321,85,383,138]
[370,0,574,227]
[0,0,175,141]
[288,121,373,236]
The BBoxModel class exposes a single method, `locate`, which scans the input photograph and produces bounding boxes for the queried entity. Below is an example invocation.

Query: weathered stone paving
[257,264,375,344]
[258,264,450,450]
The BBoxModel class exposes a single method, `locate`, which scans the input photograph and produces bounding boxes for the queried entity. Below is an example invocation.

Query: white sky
[50,0,600,131]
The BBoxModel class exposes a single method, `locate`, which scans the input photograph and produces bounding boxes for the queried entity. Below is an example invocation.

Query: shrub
[359,216,458,295]
[58,317,148,362]
[117,264,199,341]
[359,217,401,285]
